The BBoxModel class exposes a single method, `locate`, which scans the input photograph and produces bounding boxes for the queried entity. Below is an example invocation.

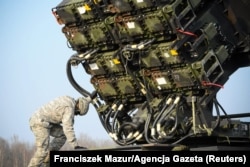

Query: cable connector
[151,128,156,136]
[174,96,180,104]
[166,97,173,105]
[117,104,124,111]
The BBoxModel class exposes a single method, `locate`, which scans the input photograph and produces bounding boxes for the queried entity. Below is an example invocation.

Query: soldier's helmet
[77,97,90,115]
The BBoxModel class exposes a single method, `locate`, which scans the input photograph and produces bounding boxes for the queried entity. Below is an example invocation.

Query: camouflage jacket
[30,96,78,148]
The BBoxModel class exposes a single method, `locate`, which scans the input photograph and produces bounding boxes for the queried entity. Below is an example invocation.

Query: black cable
[151,101,169,142]
[151,96,171,130]
[214,97,230,121]
[66,56,91,97]
[144,111,157,143]
[104,109,113,132]
[165,103,179,136]
[213,98,221,130]
[158,102,176,126]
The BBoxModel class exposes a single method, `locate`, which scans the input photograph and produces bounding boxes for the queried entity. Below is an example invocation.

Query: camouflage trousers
[28,122,66,167]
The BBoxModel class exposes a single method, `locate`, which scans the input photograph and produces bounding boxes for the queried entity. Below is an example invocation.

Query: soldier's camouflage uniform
[28,96,79,167]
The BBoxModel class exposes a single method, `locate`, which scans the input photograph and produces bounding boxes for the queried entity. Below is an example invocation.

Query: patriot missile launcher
[52,0,250,150]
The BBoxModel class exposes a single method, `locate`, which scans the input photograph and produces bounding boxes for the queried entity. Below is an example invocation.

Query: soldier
[28,95,92,167]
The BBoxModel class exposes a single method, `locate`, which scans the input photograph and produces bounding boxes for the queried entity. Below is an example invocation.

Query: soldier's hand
[74,146,87,149]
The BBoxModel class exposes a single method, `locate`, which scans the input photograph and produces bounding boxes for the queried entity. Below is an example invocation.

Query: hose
[150,103,176,143]
[144,111,156,143]
[66,56,91,97]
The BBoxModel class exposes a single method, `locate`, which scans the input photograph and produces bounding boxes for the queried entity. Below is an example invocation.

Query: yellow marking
[170,49,178,56]
[84,4,91,11]
[113,59,121,64]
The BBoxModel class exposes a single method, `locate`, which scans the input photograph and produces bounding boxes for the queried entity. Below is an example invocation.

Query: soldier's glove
[85,96,92,103]
[74,146,88,149]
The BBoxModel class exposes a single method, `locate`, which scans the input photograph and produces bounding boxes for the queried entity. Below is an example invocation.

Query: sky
[0,0,249,144]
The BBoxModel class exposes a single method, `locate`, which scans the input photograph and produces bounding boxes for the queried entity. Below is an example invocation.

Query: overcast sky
[0,0,249,144]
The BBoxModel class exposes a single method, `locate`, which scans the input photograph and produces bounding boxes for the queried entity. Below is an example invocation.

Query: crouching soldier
[28,95,91,167]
